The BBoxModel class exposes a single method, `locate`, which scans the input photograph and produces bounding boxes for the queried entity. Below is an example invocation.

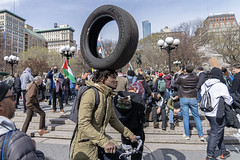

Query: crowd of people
[0,64,240,160]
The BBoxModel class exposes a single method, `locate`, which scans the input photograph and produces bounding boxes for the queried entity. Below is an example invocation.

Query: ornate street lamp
[158,37,180,73]
[4,55,20,75]
[60,45,76,64]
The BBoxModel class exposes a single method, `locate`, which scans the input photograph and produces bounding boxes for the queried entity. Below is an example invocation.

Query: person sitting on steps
[167,92,182,130]
[148,92,167,130]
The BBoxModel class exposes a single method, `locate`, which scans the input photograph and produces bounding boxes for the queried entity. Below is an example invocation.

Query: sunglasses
[3,94,17,101]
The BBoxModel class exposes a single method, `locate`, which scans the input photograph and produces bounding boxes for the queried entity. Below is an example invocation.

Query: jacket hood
[0,116,16,136]
[23,67,31,74]
[204,78,220,88]
[86,80,113,96]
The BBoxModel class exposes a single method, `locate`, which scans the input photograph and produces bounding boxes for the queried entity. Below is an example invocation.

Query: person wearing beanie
[0,81,45,159]
[201,67,233,160]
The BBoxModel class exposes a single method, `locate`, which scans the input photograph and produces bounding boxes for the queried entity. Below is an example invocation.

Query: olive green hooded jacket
[70,80,134,160]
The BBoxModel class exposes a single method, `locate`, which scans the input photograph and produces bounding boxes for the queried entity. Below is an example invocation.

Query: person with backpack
[175,65,204,140]
[154,73,166,96]
[201,68,233,160]
[0,81,45,160]
[70,69,137,160]
[20,67,34,113]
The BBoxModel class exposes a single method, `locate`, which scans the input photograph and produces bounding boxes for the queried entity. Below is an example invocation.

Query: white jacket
[201,78,233,117]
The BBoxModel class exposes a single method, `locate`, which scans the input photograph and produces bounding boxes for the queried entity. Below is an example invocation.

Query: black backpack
[69,86,99,153]
[199,83,218,112]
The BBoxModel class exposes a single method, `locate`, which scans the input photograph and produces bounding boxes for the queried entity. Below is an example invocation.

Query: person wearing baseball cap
[0,81,45,159]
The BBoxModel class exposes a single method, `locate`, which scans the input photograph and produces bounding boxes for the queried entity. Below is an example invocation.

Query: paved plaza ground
[33,137,240,160]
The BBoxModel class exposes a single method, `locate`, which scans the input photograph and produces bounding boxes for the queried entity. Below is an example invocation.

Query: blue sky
[1,0,240,48]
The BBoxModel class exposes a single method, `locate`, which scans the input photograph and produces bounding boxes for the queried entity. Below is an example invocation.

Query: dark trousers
[206,116,226,157]
[22,104,46,133]
[64,89,70,104]
[152,106,167,123]
[15,90,21,107]
[52,88,63,111]
[22,90,27,111]
[121,125,145,160]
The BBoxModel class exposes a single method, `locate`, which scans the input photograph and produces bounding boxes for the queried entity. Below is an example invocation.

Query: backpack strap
[69,86,99,158]
[1,130,14,160]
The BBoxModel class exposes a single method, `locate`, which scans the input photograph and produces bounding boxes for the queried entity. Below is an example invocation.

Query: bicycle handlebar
[119,136,142,159]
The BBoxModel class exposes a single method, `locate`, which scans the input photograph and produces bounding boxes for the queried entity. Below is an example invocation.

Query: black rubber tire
[80,5,139,70]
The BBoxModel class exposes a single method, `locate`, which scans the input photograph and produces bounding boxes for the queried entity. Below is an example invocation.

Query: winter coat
[0,116,44,160]
[25,82,39,107]
[201,78,233,117]
[20,68,34,90]
[70,80,134,160]
[163,74,172,89]
[113,91,145,130]
[217,97,240,128]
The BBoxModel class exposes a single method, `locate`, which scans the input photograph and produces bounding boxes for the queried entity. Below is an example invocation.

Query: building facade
[35,24,76,52]
[199,13,239,43]
[24,24,48,51]
[142,20,151,38]
[0,9,25,55]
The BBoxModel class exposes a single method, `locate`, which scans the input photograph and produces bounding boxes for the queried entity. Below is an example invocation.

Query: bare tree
[209,28,240,64]
[135,19,204,72]
[101,39,117,58]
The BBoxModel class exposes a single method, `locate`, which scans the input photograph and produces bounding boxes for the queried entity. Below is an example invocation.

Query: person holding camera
[46,66,65,113]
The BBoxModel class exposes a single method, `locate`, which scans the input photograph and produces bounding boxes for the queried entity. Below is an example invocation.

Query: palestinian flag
[62,60,75,83]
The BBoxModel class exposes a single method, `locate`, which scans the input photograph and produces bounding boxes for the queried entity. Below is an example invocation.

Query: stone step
[14,120,237,137]
[26,129,240,145]
[12,115,210,128]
